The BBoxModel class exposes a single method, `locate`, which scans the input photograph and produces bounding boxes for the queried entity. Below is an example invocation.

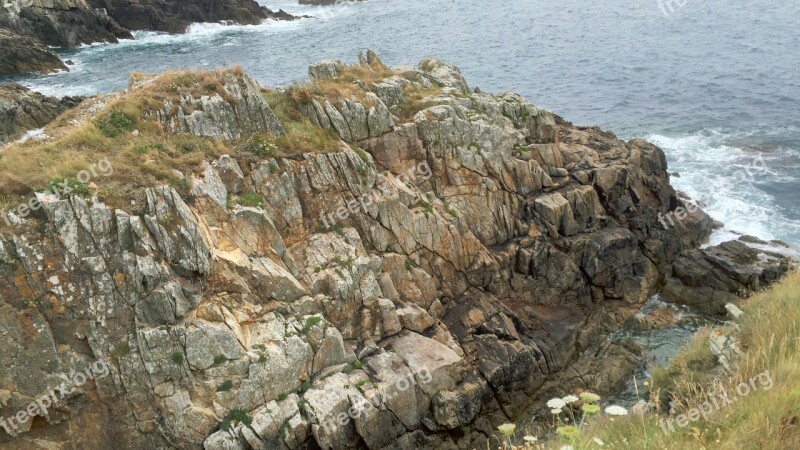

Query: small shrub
[242,135,277,158]
[236,192,264,208]
[303,316,323,333]
[173,73,193,87]
[220,409,252,431]
[95,111,136,137]
[216,380,234,392]
[299,379,312,394]
[48,177,90,197]
[277,392,288,401]
[171,352,184,364]
[353,360,363,370]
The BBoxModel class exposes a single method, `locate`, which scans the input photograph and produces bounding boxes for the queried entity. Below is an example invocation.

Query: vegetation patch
[220,409,252,431]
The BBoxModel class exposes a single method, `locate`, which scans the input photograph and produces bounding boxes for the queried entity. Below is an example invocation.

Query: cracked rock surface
[0,54,794,450]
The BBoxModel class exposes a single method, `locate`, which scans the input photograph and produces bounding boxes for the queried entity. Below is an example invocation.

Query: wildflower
[580,391,601,403]
[547,398,567,409]
[497,423,516,437]
[605,405,629,416]
[582,403,600,415]
[593,437,605,446]
[562,394,579,404]
[523,435,538,443]
[556,425,580,442]
[643,380,650,387]
[551,408,563,415]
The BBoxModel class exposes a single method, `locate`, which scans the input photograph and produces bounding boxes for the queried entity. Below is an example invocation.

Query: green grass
[95,111,136,138]
[236,192,264,208]
[216,380,234,392]
[302,316,323,333]
[220,409,252,431]
[533,269,800,450]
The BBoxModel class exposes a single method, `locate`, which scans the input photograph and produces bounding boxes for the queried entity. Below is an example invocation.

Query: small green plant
[341,363,354,375]
[48,177,90,196]
[242,135,277,157]
[171,352,184,364]
[269,161,279,174]
[405,259,417,271]
[303,316,323,333]
[220,409,252,431]
[213,355,227,365]
[299,380,312,394]
[443,200,458,217]
[258,353,267,363]
[95,111,136,137]
[173,73,193,87]
[236,192,264,208]
[277,392,288,401]
[411,199,433,216]
[350,146,373,167]
[297,397,308,413]
[353,360,363,370]
[216,380,234,392]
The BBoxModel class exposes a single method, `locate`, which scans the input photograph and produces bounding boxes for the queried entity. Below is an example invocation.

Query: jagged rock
[662,240,795,314]
[0,29,68,75]
[0,53,793,450]
[0,83,82,143]
[0,0,132,47]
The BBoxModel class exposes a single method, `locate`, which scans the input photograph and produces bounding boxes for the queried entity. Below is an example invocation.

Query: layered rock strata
[0,54,793,450]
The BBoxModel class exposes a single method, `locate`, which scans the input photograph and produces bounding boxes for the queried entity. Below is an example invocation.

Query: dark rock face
[0,29,67,75]
[662,239,795,314]
[87,0,293,33]
[0,0,132,47]
[0,83,83,144]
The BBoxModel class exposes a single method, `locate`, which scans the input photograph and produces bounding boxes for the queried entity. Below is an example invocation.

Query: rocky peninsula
[0,52,794,450]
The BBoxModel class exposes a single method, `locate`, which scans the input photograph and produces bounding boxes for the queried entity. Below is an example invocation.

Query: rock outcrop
[0,0,132,47]
[0,54,794,450]
[0,29,68,75]
[87,0,299,34]
[0,83,83,144]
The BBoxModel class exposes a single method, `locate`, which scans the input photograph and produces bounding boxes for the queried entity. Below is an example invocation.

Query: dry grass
[530,269,800,450]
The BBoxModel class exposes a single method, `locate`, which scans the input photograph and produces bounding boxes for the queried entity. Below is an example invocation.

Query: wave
[647,128,800,247]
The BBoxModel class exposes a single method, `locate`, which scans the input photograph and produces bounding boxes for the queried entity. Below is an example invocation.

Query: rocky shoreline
[0,52,795,449]
[0,0,302,75]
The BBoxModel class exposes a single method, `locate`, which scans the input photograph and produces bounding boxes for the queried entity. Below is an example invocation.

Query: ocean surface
[5,0,798,245]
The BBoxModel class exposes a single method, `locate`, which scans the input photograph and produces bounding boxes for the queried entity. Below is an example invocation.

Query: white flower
[562,394,579,404]
[523,435,538,442]
[593,437,605,446]
[547,398,567,409]
[551,408,563,414]
[604,405,628,416]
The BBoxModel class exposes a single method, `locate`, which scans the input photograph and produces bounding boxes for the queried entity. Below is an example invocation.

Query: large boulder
[0,29,68,75]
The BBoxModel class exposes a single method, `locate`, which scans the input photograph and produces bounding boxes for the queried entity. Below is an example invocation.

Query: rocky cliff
[0,83,82,144]
[0,53,793,450]
[0,0,299,74]
[0,29,68,75]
